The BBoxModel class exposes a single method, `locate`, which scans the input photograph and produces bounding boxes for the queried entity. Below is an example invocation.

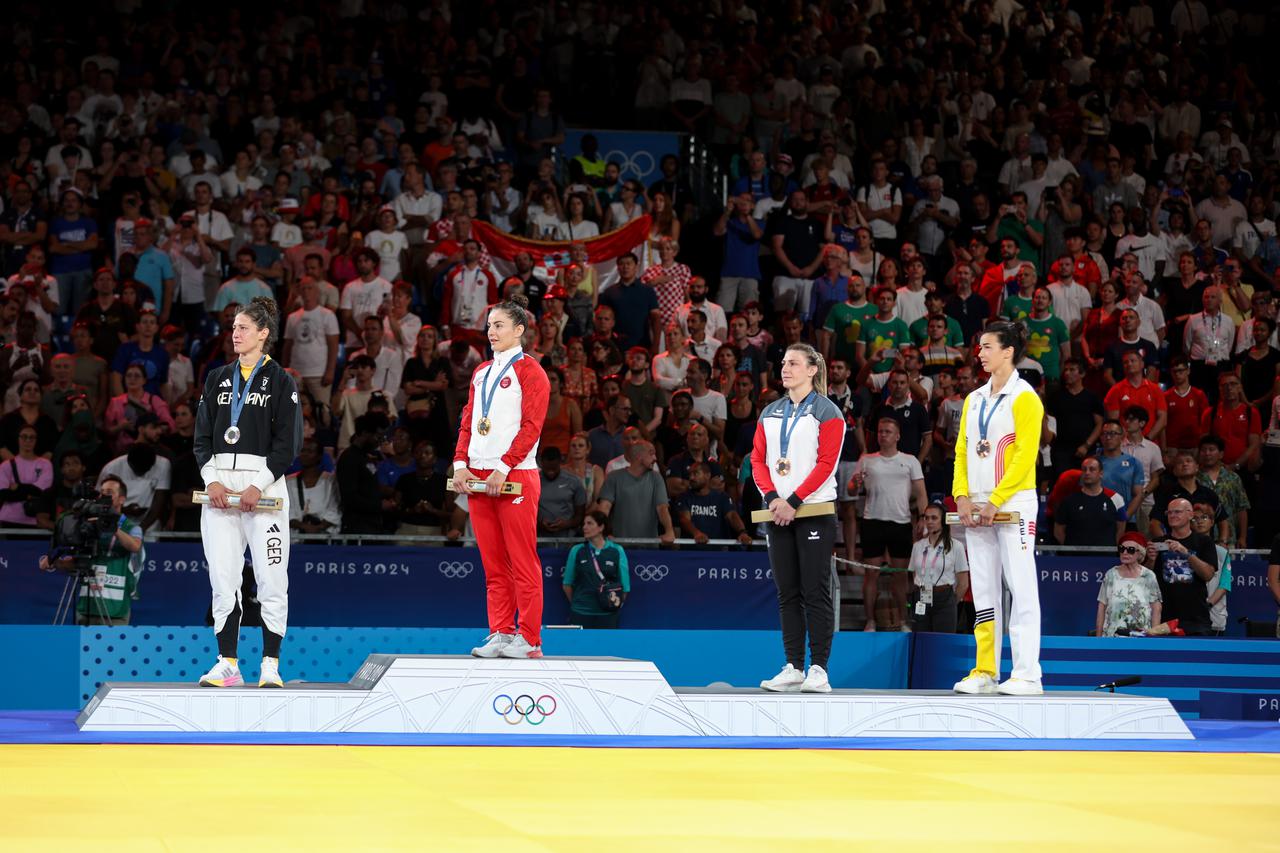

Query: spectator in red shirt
[1164,357,1210,453]
[1104,349,1167,441]
[1048,227,1102,296]
[977,237,1024,315]
[1202,372,1262,471]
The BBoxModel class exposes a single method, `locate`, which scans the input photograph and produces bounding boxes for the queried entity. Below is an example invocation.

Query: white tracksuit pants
[201,462,291,638]
[963,491,1041,682]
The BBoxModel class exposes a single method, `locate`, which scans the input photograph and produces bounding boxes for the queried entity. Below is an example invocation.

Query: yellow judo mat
[2,744,1279,851]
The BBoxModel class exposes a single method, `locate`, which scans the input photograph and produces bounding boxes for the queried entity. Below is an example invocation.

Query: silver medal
[224,426,241,445]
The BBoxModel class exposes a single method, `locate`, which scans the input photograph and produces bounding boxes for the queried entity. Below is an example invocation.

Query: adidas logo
[220,378,232,387]
[267,523,280,533]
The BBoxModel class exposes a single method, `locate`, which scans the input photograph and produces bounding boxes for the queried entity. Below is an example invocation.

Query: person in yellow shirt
[952,320,1045,696]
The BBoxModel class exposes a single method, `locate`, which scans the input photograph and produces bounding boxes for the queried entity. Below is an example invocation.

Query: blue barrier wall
[2,542,778,629]
[8,618,1278,716]
[2,626,908,710]
[909,632,1280,719]
[4,541,1276,636]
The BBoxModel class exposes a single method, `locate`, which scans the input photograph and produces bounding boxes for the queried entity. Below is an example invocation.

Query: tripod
[52,563,113,626]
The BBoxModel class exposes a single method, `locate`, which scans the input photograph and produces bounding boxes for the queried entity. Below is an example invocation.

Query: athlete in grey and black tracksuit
[194,297,302,688]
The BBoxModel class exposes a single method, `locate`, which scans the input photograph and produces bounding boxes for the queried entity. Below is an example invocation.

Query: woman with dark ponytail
[951,319,1044,696]
[193,296,303,688]
[452,294,552,659]
[907,502,970,633]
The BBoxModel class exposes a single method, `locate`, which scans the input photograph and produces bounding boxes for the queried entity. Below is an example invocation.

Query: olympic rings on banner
[438,560,474,578]
[633,564,669,582]
[492,693,558,725]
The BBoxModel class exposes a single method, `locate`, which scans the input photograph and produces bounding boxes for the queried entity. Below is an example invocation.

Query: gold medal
[976,438,991,458]
[477,416,492,435]
[776,458,791,475]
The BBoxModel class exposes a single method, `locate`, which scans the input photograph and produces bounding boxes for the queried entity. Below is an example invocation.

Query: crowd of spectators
[2,1,1280,634]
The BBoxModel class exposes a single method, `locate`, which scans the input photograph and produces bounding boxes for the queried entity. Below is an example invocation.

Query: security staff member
[194,297,302,688]
[751,343,845,694]
[952,320,1045,695]
[453,294,551,660]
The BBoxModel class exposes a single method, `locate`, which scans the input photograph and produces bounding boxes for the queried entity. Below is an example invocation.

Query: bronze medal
[976,438,991,458]
[776,457,791,476]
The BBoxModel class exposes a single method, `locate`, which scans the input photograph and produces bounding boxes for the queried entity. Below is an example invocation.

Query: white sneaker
[801,665,832,693]
[953,672,999,695]
[863,621,877,632]
[899,624,912,632]
[259,656,283,688]
[760,663,805,692]
[198,656,243,688]
[499,634,544,659]
[471,632,515,658]
[997,678,1044,696]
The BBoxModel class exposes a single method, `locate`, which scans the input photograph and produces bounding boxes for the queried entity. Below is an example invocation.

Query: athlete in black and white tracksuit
[194,301,302,687]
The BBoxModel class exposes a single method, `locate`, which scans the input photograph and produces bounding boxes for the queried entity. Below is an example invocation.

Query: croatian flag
[471,216,652,290]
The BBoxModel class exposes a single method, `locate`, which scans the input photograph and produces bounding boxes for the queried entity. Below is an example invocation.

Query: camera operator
[38,476,144,625]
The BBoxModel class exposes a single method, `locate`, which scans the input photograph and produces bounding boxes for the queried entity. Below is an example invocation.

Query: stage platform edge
[77,654,1192,740]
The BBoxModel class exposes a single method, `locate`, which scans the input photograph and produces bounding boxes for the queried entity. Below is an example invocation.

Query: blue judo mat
[3,711,1279,753]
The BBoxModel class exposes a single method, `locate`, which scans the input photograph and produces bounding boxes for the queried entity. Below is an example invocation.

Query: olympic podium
[76,655,1192,739]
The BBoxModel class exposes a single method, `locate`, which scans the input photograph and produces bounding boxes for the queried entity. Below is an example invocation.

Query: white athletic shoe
[801,665,832,693]
[198,656,243,688]
[997,678,1044,696]
[760,663,805,692]
[471,632,515,658]
[953,672,999,695]
[259,657,284,688]
[499,635,544,659]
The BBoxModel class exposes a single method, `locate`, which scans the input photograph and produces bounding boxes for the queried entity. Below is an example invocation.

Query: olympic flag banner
[471,215,652,289]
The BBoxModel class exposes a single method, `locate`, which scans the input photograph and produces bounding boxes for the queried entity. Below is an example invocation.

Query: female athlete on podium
[452,294,550,659]
[751,343,845,693]
[193,296,302,688]
[951,320,1044,695]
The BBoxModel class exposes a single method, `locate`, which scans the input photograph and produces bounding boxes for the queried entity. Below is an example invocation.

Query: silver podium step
[77,655,1192,739]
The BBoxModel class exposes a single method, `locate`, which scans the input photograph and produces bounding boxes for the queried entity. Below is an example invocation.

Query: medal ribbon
[480,351,522,425]
[229,356,267,435]
[978,392,1005,448]
[779,391,815,463]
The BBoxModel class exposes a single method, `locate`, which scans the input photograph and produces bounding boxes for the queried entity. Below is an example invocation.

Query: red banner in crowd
[471,216,652,277]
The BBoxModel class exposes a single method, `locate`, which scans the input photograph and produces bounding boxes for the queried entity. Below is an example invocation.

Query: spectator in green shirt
[1025,285,1071,381]
[993,191,1045,262]
[999,262,1038,322]
[856,286,912,374]
[819,271,875,365]
[909,289,964,346]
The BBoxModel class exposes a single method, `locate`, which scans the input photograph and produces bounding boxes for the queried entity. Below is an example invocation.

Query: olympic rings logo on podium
[492,693,557,725]
[633,564,669,582]
[438,560,474,578]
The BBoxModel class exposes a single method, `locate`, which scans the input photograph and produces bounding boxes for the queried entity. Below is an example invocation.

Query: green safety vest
[76,553,138,619]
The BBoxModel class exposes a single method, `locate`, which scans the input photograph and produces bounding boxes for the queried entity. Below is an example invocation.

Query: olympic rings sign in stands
[438,560,474,578]
[603,150,657,181]
[493,693,557,726]
[633,564,669,582]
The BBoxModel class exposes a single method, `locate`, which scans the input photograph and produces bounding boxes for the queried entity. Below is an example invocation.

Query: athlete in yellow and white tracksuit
[952,374,1043,685]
